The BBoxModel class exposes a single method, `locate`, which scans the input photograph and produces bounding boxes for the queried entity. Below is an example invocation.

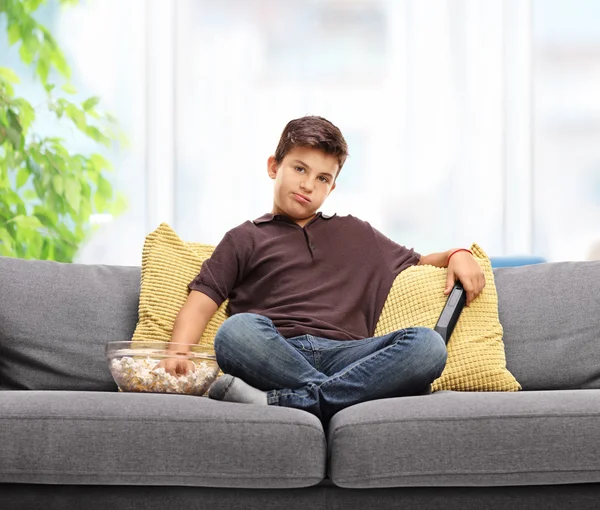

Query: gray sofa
[1,255,600,510]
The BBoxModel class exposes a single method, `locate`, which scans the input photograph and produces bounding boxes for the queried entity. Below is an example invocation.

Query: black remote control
[434,281,467,344]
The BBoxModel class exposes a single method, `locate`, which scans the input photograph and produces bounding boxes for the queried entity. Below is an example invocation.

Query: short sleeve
[188,231,241,306]
[370,225,421,276]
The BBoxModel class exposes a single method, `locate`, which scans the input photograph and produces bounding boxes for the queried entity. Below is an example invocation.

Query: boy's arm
[167,290,219,353]
[418,249,485,306]
[418,250,455,268]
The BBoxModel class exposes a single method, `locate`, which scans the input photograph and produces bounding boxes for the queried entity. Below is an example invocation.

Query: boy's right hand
[154,357,195,376]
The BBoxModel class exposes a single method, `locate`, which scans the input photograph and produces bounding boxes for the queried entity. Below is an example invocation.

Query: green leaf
[52,175,64,194]
[31,168,44,191]
[97,175,113,199]
[93,192,106,212]
[54,103,65,118]
[90,153,112,173]
[79,199,91,221]
[14,99,36,133]
[24,0,45,11]
[51,49,71,79]
[40,239,51,260]
[0,79,15,95]
[44,83,56,93]
[3,146,17,169]
[64,179,81,211]
[80,180,91,197]
[7,24,20,45]
[12,215,43,230]
[18,43,34,65]
[50,142,69,159]
[36,58,50,85]
[65,104,86,130]
[7,108,22,133]
[33,206,58,226]
[84,125,110,145]
[82,96,100,111]
[1,189,21,209]
[5,108,23,148]
[61,82,77,94]
[42,170,52,188]
[6,127,22,148]
[0,228,15,252]
[16,167,30,188]
[25,231,43,259]
[0,67,20,84]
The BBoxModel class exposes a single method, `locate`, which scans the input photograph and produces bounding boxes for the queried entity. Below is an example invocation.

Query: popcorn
[110,356,217,396]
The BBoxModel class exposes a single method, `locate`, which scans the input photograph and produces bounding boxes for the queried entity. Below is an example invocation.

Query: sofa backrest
[2,256,599,393]
[0,256,140,391]
[495,260,600,391]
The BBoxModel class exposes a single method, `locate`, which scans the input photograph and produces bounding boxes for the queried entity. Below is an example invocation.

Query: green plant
[0,0,125,261]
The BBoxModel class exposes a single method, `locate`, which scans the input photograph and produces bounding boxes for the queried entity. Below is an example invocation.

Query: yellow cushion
[374,243,521,392]
[132,223,228,361]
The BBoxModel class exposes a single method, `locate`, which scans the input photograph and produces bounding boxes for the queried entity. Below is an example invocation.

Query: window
[533,0,600,260]
[7,0,591,264]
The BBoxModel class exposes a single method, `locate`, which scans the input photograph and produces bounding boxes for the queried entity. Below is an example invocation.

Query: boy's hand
[444,251,486,306]
[154,357,195,376]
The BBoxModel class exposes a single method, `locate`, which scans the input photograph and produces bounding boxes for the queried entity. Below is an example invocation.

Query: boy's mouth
[293,193,311,204]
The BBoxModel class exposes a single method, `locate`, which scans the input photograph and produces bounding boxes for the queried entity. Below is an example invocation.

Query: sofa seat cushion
[0,391,326,489]
[328,390,600,488]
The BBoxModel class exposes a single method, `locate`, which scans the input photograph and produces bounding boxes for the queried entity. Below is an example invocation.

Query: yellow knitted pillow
[132,223,228,359]
[374,243,521,392]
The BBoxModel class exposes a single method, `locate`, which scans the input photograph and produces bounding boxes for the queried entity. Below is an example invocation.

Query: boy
[164,116,485,424]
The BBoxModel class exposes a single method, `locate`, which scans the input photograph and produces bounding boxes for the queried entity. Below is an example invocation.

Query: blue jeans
[213,313,448,423]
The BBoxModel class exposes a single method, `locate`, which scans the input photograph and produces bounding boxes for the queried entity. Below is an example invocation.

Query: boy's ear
[267,156,278,179]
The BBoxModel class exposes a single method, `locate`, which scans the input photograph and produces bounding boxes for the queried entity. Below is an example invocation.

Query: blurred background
[1,0,599,265]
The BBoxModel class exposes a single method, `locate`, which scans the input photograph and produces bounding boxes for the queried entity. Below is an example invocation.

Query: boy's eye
[294,166,328,183]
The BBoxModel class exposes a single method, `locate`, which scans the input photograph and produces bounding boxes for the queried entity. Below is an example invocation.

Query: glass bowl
[106,341,220,396]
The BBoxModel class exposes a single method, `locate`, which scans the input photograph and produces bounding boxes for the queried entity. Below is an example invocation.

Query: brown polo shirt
[188,212,421,341]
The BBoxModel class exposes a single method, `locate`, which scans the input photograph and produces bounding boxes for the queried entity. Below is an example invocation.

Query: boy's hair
[274,116,349,177]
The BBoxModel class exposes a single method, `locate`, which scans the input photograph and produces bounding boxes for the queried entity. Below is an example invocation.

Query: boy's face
[267,147,338,227]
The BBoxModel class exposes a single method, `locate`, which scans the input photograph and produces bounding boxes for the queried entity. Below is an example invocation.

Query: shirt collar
[253,211,336,225]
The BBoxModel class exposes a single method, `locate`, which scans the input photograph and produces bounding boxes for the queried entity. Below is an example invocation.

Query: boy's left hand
[444,252,486,306]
